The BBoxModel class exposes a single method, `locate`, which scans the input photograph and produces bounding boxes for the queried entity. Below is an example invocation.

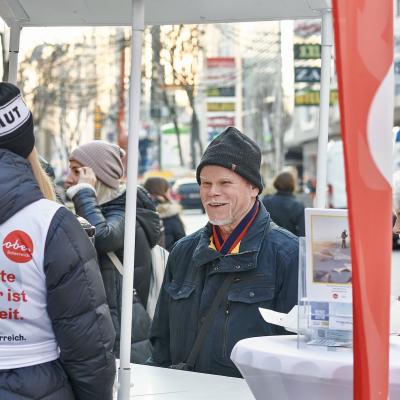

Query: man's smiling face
[199,165,259,234]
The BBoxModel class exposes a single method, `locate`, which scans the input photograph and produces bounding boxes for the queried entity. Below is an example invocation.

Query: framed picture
[305,208,352,302]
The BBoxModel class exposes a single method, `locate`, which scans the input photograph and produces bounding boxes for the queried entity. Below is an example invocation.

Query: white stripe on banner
[0,95,30,137]
[367,64,394,186]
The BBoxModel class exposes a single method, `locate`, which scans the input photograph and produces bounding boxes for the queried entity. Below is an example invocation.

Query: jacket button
[215,266,219,271]
[235,265,241,270]
[249,291,255,298]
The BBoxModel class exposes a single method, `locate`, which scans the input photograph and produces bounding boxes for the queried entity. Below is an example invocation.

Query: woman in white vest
[0,83,116,399]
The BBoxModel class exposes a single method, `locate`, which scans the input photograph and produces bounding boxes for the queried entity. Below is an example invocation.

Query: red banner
[333,1,393,399]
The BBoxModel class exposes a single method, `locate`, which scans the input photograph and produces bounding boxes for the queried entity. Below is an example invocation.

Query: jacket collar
[192,202,271,273]
[275,190,295,197]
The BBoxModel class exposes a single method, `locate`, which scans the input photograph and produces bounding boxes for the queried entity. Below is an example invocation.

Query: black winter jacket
[262,191,305,236]
[71,185,161,363]
[155,201,186,251]
[0,149,116,400]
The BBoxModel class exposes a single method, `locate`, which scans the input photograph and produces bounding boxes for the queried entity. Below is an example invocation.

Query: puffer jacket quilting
[0,149,116,400]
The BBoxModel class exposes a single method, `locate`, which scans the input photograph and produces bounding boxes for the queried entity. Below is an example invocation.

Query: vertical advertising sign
[333,1,393,399]
[205,57,236,141]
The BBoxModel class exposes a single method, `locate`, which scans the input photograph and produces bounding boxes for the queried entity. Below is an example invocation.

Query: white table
[114,363,255,399]
[231,335,400,400]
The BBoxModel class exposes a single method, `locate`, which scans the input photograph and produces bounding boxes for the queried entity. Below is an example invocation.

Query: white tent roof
[0,0,329,27]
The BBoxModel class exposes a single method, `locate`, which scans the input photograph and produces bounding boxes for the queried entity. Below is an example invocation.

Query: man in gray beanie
[150,126,299,377]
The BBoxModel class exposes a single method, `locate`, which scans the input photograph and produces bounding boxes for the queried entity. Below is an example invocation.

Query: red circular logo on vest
[2,230,34,263]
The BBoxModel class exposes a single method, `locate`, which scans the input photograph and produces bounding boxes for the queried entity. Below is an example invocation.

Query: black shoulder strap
[186,273,235,369]
[182,219,274,369]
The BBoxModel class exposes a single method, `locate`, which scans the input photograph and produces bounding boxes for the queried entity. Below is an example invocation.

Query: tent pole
[8,21,21,85]
[117,0,145,399]
[315,9,333,208]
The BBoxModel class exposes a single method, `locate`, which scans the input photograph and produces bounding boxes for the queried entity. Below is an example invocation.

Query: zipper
[222,301,231,359]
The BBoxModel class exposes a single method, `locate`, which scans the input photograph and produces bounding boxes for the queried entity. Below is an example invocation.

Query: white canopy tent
[0,1,332,399]
[0,0,328,26]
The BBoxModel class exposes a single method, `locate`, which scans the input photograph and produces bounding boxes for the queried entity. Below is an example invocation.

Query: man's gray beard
[207,217,233,226]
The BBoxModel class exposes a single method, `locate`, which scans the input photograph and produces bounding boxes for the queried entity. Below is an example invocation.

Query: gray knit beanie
[70,140,125,189]
[196,126,263,193]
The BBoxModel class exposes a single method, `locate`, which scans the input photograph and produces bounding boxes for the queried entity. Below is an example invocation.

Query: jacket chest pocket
[165,282,197,354]
[228,285,275,304]
[165,282,196,325]
[219,282,276,363]
[165,282,196,301]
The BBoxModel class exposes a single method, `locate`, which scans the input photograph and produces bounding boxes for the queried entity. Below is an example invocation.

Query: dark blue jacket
[150,202,299,377]
[262,191,305,236]
[0,149,116,399]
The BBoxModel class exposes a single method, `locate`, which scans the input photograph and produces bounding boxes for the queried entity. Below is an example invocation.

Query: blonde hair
[27,147,56,201]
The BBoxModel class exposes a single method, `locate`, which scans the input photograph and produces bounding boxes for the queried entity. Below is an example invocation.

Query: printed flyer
[305,208,352,302]
[304,208,353,347]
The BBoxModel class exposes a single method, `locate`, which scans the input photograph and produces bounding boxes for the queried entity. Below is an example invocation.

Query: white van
[326,140,347,208]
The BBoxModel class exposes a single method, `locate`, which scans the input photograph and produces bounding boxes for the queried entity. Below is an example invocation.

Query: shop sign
[294,43,321,60]
[295,67,321,83]
[295,89,338,106]
[207,102,236,112]
[207,116,235,127]
[206,86,235,97]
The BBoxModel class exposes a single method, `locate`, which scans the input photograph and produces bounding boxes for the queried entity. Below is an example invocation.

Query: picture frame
[305,208,352,303]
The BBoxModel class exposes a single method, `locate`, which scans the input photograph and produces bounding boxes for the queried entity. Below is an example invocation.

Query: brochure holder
[297,209,353,351]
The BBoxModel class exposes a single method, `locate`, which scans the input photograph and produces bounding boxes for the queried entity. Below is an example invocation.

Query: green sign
[294,44,321,60]
[207,87,235,97]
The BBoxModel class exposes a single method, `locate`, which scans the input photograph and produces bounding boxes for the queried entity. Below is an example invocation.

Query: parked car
[171,178,204,212]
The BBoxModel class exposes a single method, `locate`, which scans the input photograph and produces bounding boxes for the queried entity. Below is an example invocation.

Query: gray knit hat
[196,127,263,192]
[70,140,125,189]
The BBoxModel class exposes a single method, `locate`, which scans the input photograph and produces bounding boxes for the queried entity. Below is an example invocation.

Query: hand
[78,166,97,188]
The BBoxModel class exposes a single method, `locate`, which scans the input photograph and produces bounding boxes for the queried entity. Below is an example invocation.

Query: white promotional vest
[0,199,62,369]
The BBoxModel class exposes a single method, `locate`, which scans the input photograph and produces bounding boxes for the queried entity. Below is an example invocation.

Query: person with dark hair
[0,83,116,399]
[65,140,161,363]
[262,171,306,236]
[150,127,299,377]
[144,176,186,251]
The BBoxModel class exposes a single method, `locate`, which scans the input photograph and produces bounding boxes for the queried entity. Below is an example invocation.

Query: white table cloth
[114,363,255,399]
[231,335,400,400]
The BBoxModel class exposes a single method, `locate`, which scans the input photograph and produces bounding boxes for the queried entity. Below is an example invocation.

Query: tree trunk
[162,90,184,166]
[186,86,202,168]
[191,108,202,168]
